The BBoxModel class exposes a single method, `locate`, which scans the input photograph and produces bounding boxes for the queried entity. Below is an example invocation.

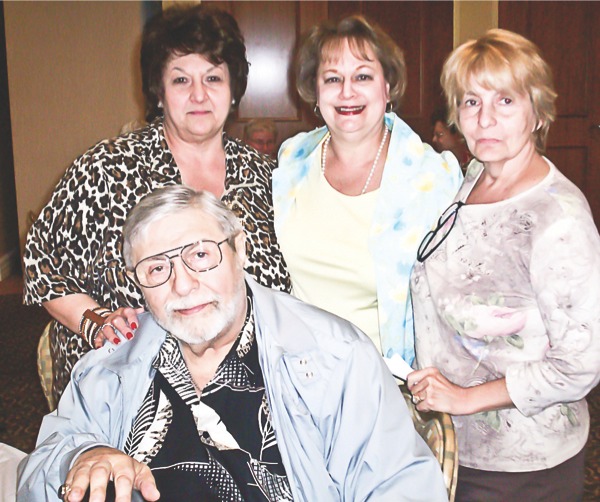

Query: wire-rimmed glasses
[416,202,465,262]
[131,238,230,288]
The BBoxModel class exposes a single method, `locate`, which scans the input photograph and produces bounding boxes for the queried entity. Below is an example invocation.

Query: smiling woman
[22,4,290,402]
[273,15,463,365]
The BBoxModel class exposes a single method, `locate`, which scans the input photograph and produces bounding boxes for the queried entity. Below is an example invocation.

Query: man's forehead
[134,208,223,257]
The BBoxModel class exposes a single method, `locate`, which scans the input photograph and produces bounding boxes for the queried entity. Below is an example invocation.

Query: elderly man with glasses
[18,186,446,502]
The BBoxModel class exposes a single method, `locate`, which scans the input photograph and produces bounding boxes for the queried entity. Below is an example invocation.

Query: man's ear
[234,231,247,267]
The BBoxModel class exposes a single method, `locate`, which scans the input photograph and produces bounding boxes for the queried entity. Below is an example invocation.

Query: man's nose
[171,258,200,295]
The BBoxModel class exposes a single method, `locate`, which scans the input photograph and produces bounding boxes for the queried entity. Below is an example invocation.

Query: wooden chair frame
[36,321,56,412]
[401,385,458,501]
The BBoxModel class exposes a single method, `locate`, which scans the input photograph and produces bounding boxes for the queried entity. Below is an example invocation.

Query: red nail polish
[130,322,138,330]
[126,332,134,340]
[113,338,121,345]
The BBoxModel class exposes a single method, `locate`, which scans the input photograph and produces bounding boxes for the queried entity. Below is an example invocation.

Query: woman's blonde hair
[441,29,557,153]
[296,15,407,111]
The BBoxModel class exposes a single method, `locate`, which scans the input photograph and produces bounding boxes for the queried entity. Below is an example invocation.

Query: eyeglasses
[132,238,230,288]
[416,202,464,262]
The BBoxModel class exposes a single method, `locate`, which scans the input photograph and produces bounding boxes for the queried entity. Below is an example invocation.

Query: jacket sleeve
[327,337,448,501]
[16,366,122,501]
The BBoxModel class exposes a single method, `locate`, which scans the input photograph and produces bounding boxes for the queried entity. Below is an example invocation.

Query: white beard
[149,280,246,346]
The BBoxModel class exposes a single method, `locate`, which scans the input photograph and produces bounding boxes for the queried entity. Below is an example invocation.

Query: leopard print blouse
[23,119,290,401]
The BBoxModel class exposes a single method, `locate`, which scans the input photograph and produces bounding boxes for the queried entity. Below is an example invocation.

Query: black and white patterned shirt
[124,293,292,501]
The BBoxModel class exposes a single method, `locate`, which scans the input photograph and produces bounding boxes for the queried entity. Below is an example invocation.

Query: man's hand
[63,447,160,502]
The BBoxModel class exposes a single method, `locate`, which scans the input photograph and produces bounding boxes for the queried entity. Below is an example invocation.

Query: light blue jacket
[18,276,447,501]
[274,113,463,363]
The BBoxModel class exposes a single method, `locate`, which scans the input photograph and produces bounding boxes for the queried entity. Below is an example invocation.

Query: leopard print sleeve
[23,144,116,305]
[22,122,177,309]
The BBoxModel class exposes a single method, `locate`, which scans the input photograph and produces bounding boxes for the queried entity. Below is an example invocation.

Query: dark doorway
[0,1,20,278]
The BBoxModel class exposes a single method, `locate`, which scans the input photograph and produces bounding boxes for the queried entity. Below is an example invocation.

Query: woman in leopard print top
[23,5,290,401]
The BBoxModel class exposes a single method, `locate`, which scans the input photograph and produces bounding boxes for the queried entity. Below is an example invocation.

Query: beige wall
[454,0,498,47]
[4,1,145,251]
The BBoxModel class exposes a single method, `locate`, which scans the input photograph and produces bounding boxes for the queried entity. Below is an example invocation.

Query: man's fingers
[66,449,155,502]
[67,463,94,502]
[137,478,161,501]
[134,464,160,501]
[113,472,136,502]
[87,461,115,502]
[67,459,110,502]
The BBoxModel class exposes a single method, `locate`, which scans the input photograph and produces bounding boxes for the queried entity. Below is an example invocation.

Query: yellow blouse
[278,150,381,350]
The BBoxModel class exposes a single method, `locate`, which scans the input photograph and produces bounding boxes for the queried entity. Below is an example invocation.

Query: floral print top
[274,113,463,364]
[411,158,600,471]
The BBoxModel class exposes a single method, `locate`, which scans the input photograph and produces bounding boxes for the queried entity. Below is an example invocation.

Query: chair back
[37,322,56,411]
[401,386,458,501]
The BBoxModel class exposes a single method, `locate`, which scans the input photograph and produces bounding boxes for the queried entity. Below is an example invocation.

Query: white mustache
[165,296,219,313]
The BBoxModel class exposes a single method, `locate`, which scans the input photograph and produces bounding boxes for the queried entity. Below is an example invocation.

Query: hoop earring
[231,98,236,106]
[314,104,321,118]
[386,102,393,113]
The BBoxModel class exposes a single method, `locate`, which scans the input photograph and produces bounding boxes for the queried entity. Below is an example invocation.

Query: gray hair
[123,185,243,269]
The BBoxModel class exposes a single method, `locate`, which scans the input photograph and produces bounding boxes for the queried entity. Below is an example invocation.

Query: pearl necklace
[321,125,389,195]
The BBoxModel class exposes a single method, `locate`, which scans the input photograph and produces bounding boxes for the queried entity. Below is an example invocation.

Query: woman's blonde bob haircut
[296,15,407,111]
[441,29,557,153]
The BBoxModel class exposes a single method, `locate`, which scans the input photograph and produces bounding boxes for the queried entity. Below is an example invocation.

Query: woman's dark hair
[141,5,249,121]
[296,15,407,111]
